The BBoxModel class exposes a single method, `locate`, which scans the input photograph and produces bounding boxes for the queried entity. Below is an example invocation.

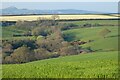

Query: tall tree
[11,45,34,63]
[51,15,60,26]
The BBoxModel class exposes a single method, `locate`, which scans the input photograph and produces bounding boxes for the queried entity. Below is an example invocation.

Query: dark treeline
[1,18,118,27]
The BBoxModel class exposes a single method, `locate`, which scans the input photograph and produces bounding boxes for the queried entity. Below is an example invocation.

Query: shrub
[83,23,92,27]
[10,46,34,63]
[2,43,13,53]
[34,48,50,60]
[59,46,78,56]
[4,56,13,64]
[98,28,111,38]
[59,23,78,30]
[32,27,52,36]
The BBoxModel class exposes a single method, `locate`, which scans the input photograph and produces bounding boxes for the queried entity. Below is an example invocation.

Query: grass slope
[2,20,118,78]
[66,20,118,26]
[2,20,118,39]
[2,51,118,78]
[2,26,25,38]
[2,26,36,40]
[63,26,118,51]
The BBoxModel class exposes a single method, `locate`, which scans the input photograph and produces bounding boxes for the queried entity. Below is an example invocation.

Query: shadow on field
[107,35,120,38]
[63,33,76,42]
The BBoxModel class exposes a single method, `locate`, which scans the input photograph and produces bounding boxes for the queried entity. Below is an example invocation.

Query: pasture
[1,15,119,78]
[2,25,119,78]
[2,51,118,78]
[63,26,118,51]
[2,20,118,40]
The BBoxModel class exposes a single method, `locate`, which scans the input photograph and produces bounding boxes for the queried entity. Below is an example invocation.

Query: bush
[10,46,34,63]
[98,28,111,38]
[15,20,36,30]
[2,43,13,53]
[23,31,32,36]
[12,39,36,50]
[4,56,13,64]
[59,46,78,56]
[34,48,50,60]
[32,27,52,36]
[83,23,92,27]
[59,23,78,30]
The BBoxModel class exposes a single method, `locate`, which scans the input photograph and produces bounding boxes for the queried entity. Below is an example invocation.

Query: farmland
[1,20,118,40]
[63,26,118,51]
[0,14,119,21]
[2,51,118,78]
[1,14,119,78]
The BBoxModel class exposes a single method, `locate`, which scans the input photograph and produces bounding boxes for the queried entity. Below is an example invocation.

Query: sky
[1,2,118,13]
[1,0,119,2]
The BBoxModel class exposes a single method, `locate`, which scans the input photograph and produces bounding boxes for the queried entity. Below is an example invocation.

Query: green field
[63,20,118,26]
[63,26,118,51]
[2,26,26,39]
[2,20,118,78]
[1,26,37,40]
[2,20,118,40]
[2,51,118,78]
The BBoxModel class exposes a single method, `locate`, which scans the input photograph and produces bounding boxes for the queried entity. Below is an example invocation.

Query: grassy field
[2,19,118,78]
[2,27,25,38]
[0,14,118,21]
[1,21,118,51]
[64,20,118,26]
[63,26,118,51]
[2,51,118,78]
[2,26,118,78]
[2,20,118,40]
[1,26,35,40]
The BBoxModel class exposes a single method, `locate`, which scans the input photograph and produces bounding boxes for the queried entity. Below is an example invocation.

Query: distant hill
[1,6,102,15]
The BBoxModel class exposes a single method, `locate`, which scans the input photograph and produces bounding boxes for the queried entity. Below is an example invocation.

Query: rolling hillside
[63,26,118,52]
[2,19,118,78]
[2,51,118,78]
[2,25,118,78]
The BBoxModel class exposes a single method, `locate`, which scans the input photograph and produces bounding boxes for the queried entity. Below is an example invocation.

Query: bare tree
[51,14,60,26]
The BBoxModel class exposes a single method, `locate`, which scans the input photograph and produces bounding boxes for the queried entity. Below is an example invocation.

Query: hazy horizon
[1,2,118,13]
